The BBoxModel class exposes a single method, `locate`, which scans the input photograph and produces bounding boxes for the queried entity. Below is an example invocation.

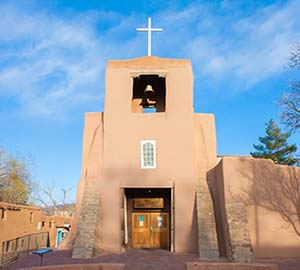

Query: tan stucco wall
[194,113,217,180]
[214,156,300,258]
[0,202,41,245]
[0,202,72,254]
[73,56,218,254]
[72,56,300,258]
[70,112,103,244]
[102,57,197,253]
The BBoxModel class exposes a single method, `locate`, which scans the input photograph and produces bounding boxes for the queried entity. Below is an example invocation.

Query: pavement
[5,249,300,270]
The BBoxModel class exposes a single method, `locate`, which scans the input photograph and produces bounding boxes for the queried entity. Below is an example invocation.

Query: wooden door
[132,212,151,248]
[132,212,169,249]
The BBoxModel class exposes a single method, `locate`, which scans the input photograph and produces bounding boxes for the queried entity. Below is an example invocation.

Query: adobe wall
[0,202,70,256]
[72,112,103,258]
[194,113,217,172]
[0,202,42,247]
[213,156,300,258]
[72,57,223,256]
[40,216,73,249]
[194,113,219,258]
[101,57,198,253]
[69,112,103,242]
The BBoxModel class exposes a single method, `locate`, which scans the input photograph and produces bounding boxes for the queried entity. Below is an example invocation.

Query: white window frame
[140,140,156,169]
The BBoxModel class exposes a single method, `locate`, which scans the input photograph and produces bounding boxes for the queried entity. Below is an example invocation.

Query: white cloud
[0,2,108,117]
[180,0,300,89]
[0,1,299,118]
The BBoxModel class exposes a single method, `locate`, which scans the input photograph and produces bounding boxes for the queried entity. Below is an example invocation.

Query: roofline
[0,201,41,211]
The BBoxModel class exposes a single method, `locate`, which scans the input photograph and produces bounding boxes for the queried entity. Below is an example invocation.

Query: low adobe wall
[186,262,277,270]
[18,263,125,270]
[212,156,300,258]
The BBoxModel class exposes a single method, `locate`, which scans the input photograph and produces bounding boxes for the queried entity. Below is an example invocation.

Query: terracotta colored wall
[0,202,48,255]
[213,156,300,258]
[0,202,42,246]
[40,216,73,248]
[0,202,73,255]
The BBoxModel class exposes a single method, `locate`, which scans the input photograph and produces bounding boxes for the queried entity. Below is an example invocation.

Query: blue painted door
[57,230,62,243]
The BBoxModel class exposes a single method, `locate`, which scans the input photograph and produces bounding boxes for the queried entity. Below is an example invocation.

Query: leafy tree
[0,147,35,204]
[250,119,298,166]
[281,43,300,132]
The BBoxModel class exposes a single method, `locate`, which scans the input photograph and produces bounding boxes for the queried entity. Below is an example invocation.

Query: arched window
[141,140,156,168]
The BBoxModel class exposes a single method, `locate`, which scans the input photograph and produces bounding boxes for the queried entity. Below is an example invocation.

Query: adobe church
[70,19,300,261]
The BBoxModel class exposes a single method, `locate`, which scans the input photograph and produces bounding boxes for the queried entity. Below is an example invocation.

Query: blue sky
[0,0,299,204]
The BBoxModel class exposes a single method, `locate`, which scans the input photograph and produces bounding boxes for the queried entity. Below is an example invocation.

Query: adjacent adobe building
[0,201,73,264]
[71,56,300,261]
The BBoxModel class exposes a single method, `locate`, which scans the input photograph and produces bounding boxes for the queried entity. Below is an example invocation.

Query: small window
[6,241,9,252]
[141,140,156,169]
[30,212,33,223]
[42,221,45,227]
[21,239,24,248]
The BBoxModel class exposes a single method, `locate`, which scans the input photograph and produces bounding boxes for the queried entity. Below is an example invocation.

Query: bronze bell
[144,84,155,97]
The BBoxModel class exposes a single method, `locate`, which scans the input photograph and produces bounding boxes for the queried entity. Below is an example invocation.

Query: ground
[5,249,300,270]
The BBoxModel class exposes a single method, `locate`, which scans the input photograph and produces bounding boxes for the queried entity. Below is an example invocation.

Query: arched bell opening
[131,74,166,113]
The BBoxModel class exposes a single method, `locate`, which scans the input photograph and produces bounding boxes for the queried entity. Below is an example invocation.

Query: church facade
[70,56,300,261]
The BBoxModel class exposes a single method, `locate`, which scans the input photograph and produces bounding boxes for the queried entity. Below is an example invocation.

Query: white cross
[136,17,163,56]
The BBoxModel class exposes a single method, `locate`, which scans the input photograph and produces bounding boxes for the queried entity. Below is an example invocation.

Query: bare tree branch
[33,180,74,216]
[281,43,300,132]
[61,186,74,206]
[231,164,300,237]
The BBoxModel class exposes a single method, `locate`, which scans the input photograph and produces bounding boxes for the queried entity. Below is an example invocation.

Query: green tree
[0,147,35,205]
[250,119,298,166]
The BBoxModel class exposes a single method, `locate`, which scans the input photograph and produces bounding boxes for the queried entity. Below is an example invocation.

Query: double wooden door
[132,212,169,249]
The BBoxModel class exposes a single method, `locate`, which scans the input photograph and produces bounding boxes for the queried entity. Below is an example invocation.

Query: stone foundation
[72,180,101,258]
[196,184,219,259]
[225,203,254,262]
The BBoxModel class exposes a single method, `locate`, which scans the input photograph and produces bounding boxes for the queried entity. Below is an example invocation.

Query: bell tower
[72,19,220,259]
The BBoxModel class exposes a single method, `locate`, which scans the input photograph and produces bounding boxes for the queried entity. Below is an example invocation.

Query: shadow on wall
[212,157,300,258]
[207,166,231,260]
[232,159,300,238]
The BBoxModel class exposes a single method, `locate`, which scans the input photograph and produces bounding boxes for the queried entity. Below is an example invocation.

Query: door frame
[122,186,174,251]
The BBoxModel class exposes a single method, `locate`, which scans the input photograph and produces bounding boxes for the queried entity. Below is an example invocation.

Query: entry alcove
[124,188,171,250]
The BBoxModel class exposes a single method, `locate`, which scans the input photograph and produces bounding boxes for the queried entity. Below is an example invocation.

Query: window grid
[141,140,156,169]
